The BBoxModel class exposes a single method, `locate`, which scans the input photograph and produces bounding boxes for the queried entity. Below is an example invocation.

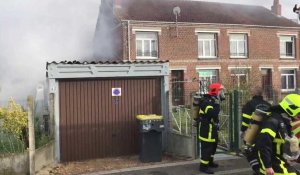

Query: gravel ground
[37,155,189,175]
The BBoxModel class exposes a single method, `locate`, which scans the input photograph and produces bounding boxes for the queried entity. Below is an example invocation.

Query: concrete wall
[166,132,196,159]
[0,141,54,175]
[35,141,55,172]
[0,152,28,175]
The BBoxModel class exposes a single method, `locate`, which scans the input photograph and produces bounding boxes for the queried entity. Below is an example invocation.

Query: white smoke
[0,0,101,106]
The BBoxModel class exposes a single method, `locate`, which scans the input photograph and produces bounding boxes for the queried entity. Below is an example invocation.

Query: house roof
[116,0,300,27]
[46,60,169,69]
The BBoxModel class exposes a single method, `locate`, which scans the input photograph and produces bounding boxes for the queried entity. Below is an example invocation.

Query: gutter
[121,20,300,30]
[127,20,131,61]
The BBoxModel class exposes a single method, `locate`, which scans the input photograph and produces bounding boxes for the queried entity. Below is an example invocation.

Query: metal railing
[170,106,192,136]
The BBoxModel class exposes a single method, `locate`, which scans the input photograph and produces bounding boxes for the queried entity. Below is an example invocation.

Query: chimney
[114,0,122,9]
[271,0,281,16]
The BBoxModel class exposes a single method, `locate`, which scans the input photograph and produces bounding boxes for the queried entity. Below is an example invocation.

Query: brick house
[94,0,300,105]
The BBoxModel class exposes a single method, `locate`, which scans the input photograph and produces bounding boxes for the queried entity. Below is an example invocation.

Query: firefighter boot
[209,162,219,168]
[209,157,219,168]
[199,165,214,174]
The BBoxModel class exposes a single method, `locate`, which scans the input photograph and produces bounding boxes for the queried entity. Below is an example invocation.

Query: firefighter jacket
[256,106,292,169]
[198,95,220,143]
[241,95,271,132]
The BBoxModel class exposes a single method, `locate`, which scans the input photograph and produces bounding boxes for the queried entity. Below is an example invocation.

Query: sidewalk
[82,154,253,175]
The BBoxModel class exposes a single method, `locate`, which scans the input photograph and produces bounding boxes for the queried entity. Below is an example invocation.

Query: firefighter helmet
[208,82,224,96]
[279,94,300,117]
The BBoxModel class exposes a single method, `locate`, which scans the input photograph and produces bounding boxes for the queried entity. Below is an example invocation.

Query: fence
[169,80,280,154]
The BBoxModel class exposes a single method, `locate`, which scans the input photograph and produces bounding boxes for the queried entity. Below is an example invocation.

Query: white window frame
[229,33,248,58]
[196,68,220,94]
[279,35,295,59]
[135,32,158,59]
[280,69,296,92]
[198,33,218,59]
[198,69,219,83]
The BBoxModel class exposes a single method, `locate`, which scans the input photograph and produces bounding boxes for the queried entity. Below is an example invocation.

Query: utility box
[136,114,164,163]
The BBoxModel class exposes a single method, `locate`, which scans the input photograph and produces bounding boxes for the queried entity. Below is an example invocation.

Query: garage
[47,60,169,162]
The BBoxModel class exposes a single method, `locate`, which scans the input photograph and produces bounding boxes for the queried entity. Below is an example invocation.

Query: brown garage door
[59,77,162,162]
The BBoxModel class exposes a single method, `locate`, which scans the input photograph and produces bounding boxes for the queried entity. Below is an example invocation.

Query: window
[280,36,295,58]
[198,33,217,58]
[136,32,158,59]
[229,34,248,58]
[230,68,249,88]
[198,69,219,93]
[281,69,296,91]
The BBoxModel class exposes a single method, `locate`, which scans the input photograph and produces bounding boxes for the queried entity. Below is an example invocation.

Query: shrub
[0,98,28,139]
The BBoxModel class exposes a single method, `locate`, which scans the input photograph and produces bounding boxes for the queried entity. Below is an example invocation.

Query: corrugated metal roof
[46,60,169,69]
[115,0,300,27]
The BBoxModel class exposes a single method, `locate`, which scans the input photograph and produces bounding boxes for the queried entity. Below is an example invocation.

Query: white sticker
[112,88,121,96]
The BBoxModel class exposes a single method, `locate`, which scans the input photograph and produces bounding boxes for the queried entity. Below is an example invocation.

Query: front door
[171,70,184,106]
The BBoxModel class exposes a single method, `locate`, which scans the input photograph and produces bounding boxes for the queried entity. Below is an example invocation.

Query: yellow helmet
[279,94,300,117]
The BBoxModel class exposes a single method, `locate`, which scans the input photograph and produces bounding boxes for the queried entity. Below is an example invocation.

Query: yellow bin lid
[136,114,163,120]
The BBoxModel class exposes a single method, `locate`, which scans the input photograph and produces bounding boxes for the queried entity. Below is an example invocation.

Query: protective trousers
[244,146,260,174]
[258,155,298,175]
[200,138,218,168]
[199,122,218,168]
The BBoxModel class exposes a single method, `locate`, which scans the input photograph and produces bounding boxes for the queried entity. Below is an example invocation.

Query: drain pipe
[127,20,131,61]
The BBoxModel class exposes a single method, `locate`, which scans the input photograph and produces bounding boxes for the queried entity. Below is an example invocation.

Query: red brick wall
[122,23,300,99]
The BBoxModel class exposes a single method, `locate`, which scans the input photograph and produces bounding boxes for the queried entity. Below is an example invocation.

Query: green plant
[34,117,50,148]
[0,98,28,139]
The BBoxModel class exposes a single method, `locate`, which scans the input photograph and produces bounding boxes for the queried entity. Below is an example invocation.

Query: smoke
[0,0,101,105]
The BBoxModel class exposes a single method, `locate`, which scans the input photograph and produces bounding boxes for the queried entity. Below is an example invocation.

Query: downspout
[127,20,131,61]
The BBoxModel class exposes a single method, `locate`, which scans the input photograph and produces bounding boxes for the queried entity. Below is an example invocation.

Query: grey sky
[0,0,298,106]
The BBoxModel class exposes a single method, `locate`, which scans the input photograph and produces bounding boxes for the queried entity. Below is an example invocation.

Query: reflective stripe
[200,159,209,165]
[242,122,249,127]
[273,138,285,144]
[279,157,288,174]
[291,120,300,127]
[261,128,276,138]
[259,155,297,175]
[258,151,266,170]
[205,106,213,114]
[276,156,297,175]
[242,113,252,119]
[199,123,216,142]
[199,136,216,142]
[276,142,281,155]
[292,127,300,136]
[208,123,212,140]
[273,138,284,155]
[259,168,265,174]
[199,109,204,114]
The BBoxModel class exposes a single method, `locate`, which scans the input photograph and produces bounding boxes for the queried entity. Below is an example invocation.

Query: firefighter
[291,115,300,163]
[255,94,300,175]
[197,82,225,174]
[240,87,271,174]
[241,86,271,134]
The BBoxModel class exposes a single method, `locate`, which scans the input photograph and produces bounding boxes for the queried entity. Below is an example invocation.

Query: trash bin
[136,114,164,163]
